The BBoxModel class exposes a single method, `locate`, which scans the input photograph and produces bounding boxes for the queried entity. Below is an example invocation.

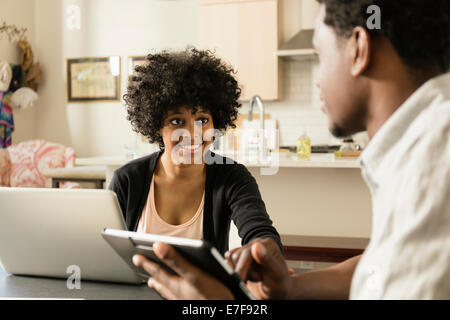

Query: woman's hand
[133,242,234,300]
[225,238,294,300]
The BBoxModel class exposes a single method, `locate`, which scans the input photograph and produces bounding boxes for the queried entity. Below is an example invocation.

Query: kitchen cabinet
[199,0,280,101]
[279,0,318,42]
[277,0,320,60]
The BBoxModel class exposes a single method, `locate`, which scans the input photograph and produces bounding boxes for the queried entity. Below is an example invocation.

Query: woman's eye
[170,119,183,126]
[194,118,209,126]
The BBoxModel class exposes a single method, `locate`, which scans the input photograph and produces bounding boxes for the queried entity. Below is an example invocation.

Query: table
[42,166,107,189]
[75,156,131,189]
[0,267,161,300]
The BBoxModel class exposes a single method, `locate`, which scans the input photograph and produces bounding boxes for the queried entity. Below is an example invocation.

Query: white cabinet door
[199,0,280,101]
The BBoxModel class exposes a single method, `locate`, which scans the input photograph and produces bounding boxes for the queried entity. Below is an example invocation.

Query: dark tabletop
[0,266,162,300]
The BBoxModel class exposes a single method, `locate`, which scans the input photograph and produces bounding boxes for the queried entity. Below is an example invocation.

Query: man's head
[313,0,450,137]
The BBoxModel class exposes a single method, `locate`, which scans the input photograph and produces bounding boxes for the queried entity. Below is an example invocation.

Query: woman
[109,47,282,255]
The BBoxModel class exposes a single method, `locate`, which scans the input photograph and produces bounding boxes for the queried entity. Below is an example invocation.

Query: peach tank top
[137,175,204,240]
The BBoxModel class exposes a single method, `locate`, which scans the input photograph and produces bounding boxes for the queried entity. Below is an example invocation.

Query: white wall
[257,1,338,147]
[2,0,372,241]
[0,0,38,144]
[34,0,199,157]
[260,1,367,148]
[262,58,341,147]
[249,166,372,237]
[13,0,340,155]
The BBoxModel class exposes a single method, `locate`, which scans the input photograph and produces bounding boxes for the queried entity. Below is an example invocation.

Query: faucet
[248,95,267,161]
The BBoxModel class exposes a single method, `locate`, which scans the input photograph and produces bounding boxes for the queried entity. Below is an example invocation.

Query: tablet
[101,228,255,300]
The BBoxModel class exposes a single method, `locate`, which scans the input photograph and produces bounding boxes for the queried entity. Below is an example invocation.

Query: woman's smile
[178,141,204,154]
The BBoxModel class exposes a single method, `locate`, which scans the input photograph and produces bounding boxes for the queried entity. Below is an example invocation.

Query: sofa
[0,140,79,188]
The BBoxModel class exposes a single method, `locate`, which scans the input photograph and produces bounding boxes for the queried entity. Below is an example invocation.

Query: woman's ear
[156,126,164,137]
[349,26,371,77]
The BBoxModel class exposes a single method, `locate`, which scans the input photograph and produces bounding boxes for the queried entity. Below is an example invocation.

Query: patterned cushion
[59,146,81,188]
[0,148,11,186]
[64,147,75,168]
[8,140,66,188]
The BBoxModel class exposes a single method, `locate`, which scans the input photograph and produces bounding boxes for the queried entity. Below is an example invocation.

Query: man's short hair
[317,0,450,73]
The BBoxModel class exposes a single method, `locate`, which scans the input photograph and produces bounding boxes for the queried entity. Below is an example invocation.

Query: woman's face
[159,106,215,164]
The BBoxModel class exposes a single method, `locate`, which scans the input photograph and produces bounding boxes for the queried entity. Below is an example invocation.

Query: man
[133,0,450,299]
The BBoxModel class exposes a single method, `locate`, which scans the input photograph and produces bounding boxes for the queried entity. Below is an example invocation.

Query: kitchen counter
[75,152,360,169]
[75,151,371,242]
[75,152,361,189]
[224,152,361,169]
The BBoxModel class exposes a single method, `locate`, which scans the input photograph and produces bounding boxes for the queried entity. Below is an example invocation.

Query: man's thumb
[251,242,270,265]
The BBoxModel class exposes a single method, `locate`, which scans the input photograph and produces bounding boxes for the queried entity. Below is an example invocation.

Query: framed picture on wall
[66,56,121,103]
[128,56,148,78]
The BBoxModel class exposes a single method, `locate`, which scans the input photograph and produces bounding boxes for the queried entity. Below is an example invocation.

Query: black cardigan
[108,150,282,254]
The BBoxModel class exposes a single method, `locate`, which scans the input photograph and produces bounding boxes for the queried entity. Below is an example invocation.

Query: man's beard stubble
[330,124,350,138]
[329,105,368,139]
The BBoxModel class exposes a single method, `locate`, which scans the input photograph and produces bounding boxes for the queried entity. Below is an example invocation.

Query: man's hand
[227,239,362,300]
[225,238,293,299]
[133,242,234,300]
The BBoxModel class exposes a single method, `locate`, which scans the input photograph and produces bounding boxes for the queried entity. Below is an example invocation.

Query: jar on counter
[339,138,361,152]
[297,131,311,159]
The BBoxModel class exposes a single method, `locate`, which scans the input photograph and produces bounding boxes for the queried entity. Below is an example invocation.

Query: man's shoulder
[376,98,448,177]
[391,99,449,171]
[408,98,449,147]
[424,98,450,130]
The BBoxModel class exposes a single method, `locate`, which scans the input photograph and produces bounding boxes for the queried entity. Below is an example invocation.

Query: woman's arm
[225,163,283,251]
[108,170,128,222]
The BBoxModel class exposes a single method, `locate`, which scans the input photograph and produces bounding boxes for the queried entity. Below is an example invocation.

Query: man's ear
[349,26,371,77]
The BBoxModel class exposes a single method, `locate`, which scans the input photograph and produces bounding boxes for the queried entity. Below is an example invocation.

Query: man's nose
[315,82,324,102]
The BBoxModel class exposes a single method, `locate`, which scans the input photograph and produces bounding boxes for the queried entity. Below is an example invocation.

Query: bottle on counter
[297,130,311,159]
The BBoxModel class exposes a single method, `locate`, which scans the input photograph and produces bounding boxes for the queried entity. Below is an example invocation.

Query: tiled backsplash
[240,59,342,147]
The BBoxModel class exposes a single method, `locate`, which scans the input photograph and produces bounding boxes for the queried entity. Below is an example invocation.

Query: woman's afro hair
[123,47,242,149]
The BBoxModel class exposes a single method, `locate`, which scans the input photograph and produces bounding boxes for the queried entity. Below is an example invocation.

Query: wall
[263,58,340,146]
[263,0,341,147]
[258,1,368,148]
[229,164,372,250]
[34,0,199,157]
[2,0,372,244]
[23,0,355,156]
[0,0,38,144]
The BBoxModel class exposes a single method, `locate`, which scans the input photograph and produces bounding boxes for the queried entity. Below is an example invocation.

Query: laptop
[0,187,145,284]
